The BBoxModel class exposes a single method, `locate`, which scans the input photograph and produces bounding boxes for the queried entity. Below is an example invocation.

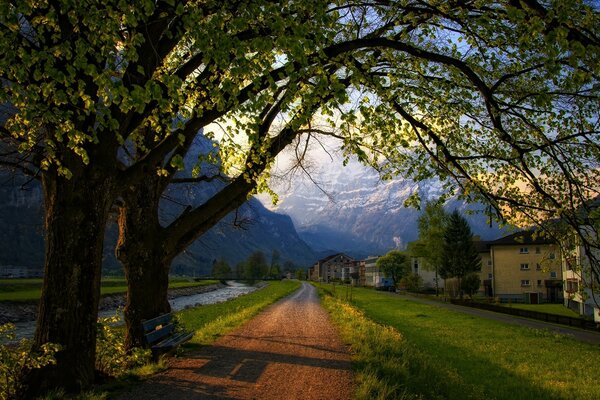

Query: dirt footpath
[115,282,353,400]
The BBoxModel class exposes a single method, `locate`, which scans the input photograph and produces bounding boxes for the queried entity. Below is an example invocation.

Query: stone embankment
[0,283,224,324]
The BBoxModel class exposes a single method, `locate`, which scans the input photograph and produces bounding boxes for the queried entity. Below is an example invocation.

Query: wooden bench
[142,313,193,359]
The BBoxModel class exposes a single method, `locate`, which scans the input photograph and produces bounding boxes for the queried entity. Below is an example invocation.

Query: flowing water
[7,281,257,341]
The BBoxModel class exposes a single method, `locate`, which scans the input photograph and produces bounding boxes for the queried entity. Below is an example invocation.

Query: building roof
[488,230,555,246]
[317,253,354,264]
[473,240,491,253]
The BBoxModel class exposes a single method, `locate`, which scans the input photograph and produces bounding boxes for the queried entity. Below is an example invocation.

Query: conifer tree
[440,210,481,298]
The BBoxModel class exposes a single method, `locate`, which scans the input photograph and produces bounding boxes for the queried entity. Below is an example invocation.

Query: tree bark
[20,166,115,397]
[116,178,171,350]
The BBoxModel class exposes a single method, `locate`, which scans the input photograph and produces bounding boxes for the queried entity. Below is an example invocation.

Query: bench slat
[144,323,175,345]
[142,314,173,333]
[152,331,194,350]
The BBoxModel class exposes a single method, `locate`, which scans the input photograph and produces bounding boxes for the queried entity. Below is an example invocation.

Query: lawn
[318,284,600,400]
[0,278,219,302]
[500,303,580,318]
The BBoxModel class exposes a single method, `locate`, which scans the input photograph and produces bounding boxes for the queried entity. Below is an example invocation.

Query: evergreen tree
[440,210,481,298]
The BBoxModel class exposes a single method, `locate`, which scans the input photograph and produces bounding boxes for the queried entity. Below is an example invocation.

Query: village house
[408,257,439,291]
[309,253,355,282]
[487,230,562,303]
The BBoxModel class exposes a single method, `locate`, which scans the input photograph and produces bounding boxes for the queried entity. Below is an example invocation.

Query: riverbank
[0,283,225,324]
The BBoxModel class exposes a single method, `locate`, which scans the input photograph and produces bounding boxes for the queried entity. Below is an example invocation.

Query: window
[535,247,541,254]
[566,279,579,293]
[521,280,530,286]
[549,252,556,260]
[520,263,529,270]
[550,272,557,278]
[537,280,542,286]
[536,263,541,270]
[488,273,493,279]
[520,247,529,254]
[487,260,492,266]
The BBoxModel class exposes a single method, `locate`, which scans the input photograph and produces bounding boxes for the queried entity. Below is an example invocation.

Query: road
[116,282,354,399]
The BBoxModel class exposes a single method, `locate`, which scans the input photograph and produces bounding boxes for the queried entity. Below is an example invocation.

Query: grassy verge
[498,302,580,317]
[178,280,300,346]
[0,278,219,302]
[316,284,600,400]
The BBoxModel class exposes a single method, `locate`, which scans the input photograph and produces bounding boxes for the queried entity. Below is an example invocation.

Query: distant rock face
[263,151,507,259]
[0,135,317,275]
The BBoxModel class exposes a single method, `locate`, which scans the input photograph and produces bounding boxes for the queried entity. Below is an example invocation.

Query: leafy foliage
[440,211,481,296]
[401,273,424,292]
[211,259,232,279]
[95,315,151,378]
[461,273,481,298]
[376,250,410,287]
[0,324,60,400]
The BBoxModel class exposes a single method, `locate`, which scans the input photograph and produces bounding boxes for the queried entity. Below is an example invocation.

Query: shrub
[0,323,60,400]
[95,315,151,378]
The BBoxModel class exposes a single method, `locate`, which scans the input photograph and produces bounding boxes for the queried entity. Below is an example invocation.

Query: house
[562,226,600,323]
[309,253,355,282]
[363,255,394,288]
[487,230,562,303]
[476,240,493,297]
[408,257,439,291]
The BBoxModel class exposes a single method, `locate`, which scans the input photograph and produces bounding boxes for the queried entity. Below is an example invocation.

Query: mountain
[0,136,317,275]
[263,150,508,259]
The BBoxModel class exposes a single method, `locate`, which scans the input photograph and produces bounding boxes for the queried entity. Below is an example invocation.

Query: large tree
[1,1,598,396]
[439,210,481,298]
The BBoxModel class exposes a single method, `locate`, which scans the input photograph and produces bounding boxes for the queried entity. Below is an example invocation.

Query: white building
[562,229,600,323]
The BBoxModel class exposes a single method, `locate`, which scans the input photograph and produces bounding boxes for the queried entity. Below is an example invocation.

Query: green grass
[317,284,600,400]
[500,303,580,318]
[178,280,301,346]
[0,278,219,302]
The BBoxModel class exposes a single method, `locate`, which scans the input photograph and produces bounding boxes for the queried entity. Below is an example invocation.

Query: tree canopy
[376,250,410,287]
[0,0,598,396]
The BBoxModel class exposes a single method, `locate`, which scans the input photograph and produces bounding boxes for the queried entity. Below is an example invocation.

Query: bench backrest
[142,313,175,346]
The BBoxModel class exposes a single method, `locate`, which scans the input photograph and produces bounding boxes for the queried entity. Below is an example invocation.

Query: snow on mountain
[262,146,505,259]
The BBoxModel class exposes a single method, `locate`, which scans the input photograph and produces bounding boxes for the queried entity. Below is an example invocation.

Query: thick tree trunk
[20,167,115,397]
[116,178,171,350]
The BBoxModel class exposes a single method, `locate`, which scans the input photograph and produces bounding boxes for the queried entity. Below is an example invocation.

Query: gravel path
[115,282,354,400]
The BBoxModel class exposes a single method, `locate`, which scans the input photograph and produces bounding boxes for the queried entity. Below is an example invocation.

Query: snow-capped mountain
[262,146,506,259]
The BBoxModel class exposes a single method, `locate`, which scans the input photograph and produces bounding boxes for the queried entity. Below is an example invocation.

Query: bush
[0,323,60,400]
[95,315,151,378]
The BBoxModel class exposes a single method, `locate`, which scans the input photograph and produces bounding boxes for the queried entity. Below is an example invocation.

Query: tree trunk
[20,167,115,397]
[116,178,171,350]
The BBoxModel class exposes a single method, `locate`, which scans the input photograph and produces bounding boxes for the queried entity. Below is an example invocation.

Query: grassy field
[178,280,300,346]
[0,278,219,302]
[499,302,580,317]
[317,284,600,400]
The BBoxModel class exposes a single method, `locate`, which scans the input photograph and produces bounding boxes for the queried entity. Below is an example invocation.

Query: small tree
[440,210,481,298]
[211,259,232,280]
[401,273,423,292]
[461,273,481,299]
[295,269,306,280]
[414,201,449,296]
[245,251,268,282]
[376,250,410,288]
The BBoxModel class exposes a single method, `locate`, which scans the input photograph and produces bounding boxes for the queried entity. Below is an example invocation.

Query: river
[6,281,258,341]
